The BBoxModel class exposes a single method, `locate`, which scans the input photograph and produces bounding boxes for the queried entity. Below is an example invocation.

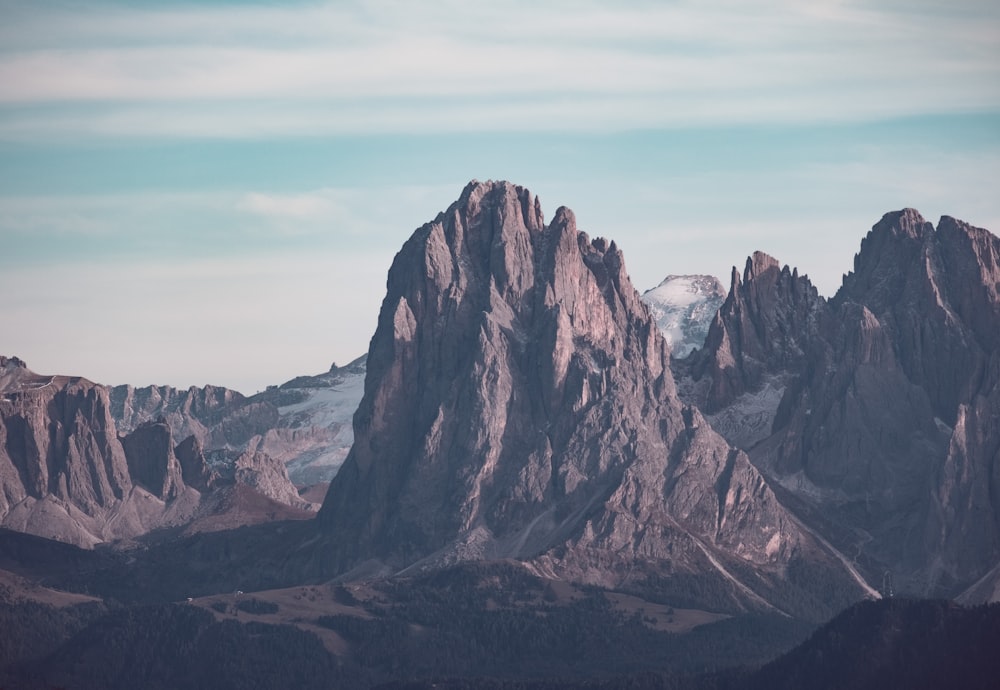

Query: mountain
[4,187,998,688]
[681,210,1000,597]
[102,271,721,496]
[317,180,867,616]
[0,356,200,546]
[641,274,726,357]
[685,252,825,416]
[0,356,313,547]
[109,355,365,486]
[9,187,993,607]
[743,598,1000,690]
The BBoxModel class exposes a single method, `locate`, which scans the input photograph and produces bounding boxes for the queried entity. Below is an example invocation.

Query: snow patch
[641,275,725,357]
[267,367,366,484]
[765,532,782,558]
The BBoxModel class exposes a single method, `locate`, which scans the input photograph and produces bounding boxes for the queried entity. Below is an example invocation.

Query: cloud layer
[1,0,997,139]
[1,1,998,392]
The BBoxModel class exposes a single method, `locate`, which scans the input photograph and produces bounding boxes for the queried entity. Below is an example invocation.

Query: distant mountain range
[106,272,726,491]
[314,180,866,617]
[1,179,997,686]
[0,229,726,550]
[109,354,366,487]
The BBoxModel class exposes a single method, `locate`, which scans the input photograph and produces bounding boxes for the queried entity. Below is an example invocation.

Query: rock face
[120,420,184,501]
[108,356,365,486]
[0,358,315,547]
[318,180,862,613]
[687,253,825,414]
[0,367,131,519]
[110,384,253,450]
[230,450,309,509]
[640,275,726,357]
[0,360,198,546]
[684,210,1000,596]
[0,358,132,515]
[173,435,218,493]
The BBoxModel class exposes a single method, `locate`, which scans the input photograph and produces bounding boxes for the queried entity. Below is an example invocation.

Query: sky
[1,0,998,394]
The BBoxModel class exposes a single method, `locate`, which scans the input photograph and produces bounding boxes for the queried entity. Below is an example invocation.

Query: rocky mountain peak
[936,214,1000,351]
[321,180,676,549]
[834,210,998,423]
[838,208,938,312]
[689,209,1000,596]
[0,355,27,371]
[739,251,781,287]
[641,275,726,357]
[317,181,861,612]
[687,250,823,412]
[877,207,932,239]
[0,356,36,394]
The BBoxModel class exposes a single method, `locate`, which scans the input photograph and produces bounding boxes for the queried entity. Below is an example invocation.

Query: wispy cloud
[0,184,462,264]
[2,1,997,392]
[235,186,459,236]
[239,191,337,222]
[0,0,996,139]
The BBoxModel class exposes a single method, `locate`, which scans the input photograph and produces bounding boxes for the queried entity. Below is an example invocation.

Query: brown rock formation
[0,358,302,546]
[317,180,862,613]
[232,450,310,510]
[689,252,825,413]
[107,358,365,486]
[1,365,130,520]
[687,209,1000,596]
[1,362,135,545]
[120,420,184,501]
[173,435,218,492]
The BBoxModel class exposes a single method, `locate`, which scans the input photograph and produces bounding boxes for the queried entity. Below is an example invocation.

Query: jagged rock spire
[317,180,860,613]
[690,209,1000,596]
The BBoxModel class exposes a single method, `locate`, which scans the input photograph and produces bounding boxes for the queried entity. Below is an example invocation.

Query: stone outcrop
[0,358,311,547]
[120,420,184,501]
[0,361,173,546]
[108,356,365,486]
[686,209,1000,596]
[173,435,219,492]
[231,450,310,510]
[317,180,862,613]
[687,252,825,413]
[1,365,129,517]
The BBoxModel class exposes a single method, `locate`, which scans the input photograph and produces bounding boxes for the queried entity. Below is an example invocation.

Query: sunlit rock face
[686,252,826,415]
[0,356,313,547]
[687,209,1000,597]
[317,180,856,611]
[0,359,202,547]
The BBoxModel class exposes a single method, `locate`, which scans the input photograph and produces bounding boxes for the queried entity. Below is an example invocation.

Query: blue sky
[2,0,998,393]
